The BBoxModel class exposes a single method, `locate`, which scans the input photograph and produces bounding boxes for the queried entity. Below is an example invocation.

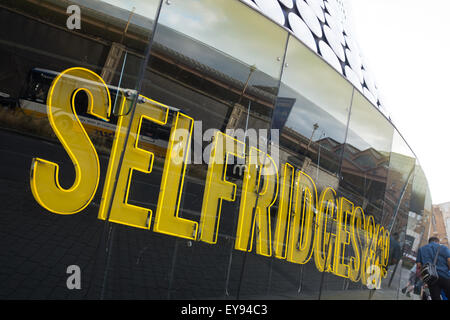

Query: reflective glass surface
[379,130,416,297]
[322,90,394,299]
[100,0,288,299]
[0,0,435,300]
[267,34,354,299]
[0,0,161,298]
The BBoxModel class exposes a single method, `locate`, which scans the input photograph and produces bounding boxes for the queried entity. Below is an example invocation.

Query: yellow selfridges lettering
[380,227,390,279]
[31,67,110,214]
[199,131,245,244]
[314,187,338,273]
[30,67,390,288]
[235,148,278,257]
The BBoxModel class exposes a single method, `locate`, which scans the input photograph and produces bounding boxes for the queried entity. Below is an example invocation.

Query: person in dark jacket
[416,237,450,300]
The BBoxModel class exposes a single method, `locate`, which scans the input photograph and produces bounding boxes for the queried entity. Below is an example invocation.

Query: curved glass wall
[100,0,288,300]
[0,0,161,299]
[396,164,434,300]
[379,130,416,298]
[267,33,354,299]
[0,0,433,300]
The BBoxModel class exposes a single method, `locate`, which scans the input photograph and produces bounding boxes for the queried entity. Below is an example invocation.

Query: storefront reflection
[0,0,434,300]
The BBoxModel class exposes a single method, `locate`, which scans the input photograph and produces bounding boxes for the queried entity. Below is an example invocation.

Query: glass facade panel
[276,35,354,179]
[341,91,394,223]
[0,0,161,298]
[266,34,354,299]
[0,0,438,301]
[100,0,288,299]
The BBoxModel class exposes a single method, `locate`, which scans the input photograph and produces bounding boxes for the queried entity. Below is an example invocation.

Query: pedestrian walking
[416,237,450,300]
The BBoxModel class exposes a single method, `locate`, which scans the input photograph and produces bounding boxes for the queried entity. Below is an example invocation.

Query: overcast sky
[347,0,450,205]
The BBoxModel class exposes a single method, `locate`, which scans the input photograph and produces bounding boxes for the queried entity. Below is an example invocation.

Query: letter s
[30,67,111,214]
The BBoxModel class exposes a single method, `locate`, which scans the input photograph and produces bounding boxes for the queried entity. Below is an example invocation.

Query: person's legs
[439,277,450,300]
[428,282,442,300]
[428,278,450,300]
